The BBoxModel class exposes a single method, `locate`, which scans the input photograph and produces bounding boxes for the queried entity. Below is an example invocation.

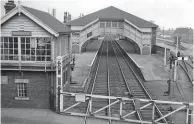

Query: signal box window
[100,22,105,28]
[112,22,117,28]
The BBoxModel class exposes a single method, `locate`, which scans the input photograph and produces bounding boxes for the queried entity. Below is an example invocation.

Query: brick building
[1,2,74,110]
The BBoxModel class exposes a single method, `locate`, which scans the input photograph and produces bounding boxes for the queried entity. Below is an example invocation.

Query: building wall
[1,71,53,109]
[1,14,51,37]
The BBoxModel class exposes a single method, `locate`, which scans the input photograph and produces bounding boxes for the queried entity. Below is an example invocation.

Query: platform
[128,53,169,81]
[71,52,97,88]
[118,40,169,81]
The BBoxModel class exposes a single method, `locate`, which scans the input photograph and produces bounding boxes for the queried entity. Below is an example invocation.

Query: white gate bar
[63,111,165,124]
[119,100,122,118]
[63,102,81,112]
[152,103,155,122]
[61,92,193,106]
[155,105,186,122]
[89,98,92,113]
[61,92,193,104]
[92,100,119,114]
[186,105,189,124]
[123,102,152,118]
[124,118,153,124]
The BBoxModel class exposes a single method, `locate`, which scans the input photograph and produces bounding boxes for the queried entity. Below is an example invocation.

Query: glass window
[36,37,51,61]
[106,22,111,28]
[21,37,51,61]
[112,22,117,28]
[118,22,124,28]
[1,37,18,60]
[1,37,51,62]
[100,22,105,28]
[17,83,27,97]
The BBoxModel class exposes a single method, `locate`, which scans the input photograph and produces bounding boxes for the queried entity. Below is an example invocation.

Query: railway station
[1,1,193,124]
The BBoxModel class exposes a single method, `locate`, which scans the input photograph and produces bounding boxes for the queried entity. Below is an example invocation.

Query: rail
[179,61,193,86]
[113,40,168,123]
[84,40,107,123]
[111,40,143,122]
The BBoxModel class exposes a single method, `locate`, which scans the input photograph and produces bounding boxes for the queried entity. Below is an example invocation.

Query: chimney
[64,12,68,23]
[68,13,71,22]
[52,8,56,17]
[4,0,16,14]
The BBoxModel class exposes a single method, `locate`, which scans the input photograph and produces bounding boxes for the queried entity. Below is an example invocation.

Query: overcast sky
[1,0,194,29]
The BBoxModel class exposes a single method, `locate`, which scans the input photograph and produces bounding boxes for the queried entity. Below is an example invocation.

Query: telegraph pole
[163,27,167,66]
[173,35,179,81]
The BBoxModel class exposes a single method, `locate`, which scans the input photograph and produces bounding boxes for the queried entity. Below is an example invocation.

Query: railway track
[63,36,171,123]
[179,60,193,86]
[84,36,168,123]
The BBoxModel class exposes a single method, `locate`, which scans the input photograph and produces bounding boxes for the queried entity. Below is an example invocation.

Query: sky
[1,0,194,29]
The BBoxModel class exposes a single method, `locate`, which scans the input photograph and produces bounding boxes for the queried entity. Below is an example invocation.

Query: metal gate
[57,91,193,124]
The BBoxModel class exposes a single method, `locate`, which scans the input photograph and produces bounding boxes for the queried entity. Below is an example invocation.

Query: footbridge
[67,6,158,55]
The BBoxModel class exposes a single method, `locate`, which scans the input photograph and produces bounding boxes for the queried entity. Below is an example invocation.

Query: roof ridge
[111,6,155,26]
[67,6,158,27]
[67,6,112,24]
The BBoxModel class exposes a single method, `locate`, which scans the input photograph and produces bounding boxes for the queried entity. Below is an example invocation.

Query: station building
[67,6,158,55]
[1,2,74,109]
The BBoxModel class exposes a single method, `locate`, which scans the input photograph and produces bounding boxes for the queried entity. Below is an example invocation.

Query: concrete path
[1,108,129,124]
[1,108,84,124]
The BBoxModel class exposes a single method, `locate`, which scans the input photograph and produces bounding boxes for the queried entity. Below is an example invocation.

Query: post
[56,56,63,112]
[164,43,166,65]
[152,102,155,124]
[173,35,178,81]
[119,99,123,119]
[186,104,189,124]
[89,97,92,115]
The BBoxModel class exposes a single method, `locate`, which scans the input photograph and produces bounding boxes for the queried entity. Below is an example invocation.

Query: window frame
[99,22,105,28]
[1,37,19,61]
[1,37,51,62]
[112,21,117,28]
[15,79,29,100]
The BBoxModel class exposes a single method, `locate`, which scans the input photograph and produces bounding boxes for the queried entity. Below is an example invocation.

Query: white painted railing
[58,92,193,124]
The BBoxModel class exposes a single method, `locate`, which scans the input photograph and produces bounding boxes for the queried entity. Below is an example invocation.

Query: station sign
[72,32,80,36]
[12,31,32,36]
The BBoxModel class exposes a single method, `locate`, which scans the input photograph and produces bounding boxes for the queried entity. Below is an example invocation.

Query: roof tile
[22,6,70,34]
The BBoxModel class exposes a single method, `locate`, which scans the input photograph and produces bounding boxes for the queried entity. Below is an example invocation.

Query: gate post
[119,98,123,119]
[56,56,64,113]
[151,101,155,124]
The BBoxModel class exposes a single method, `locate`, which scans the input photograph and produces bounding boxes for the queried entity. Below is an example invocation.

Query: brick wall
[1,71,54,109]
